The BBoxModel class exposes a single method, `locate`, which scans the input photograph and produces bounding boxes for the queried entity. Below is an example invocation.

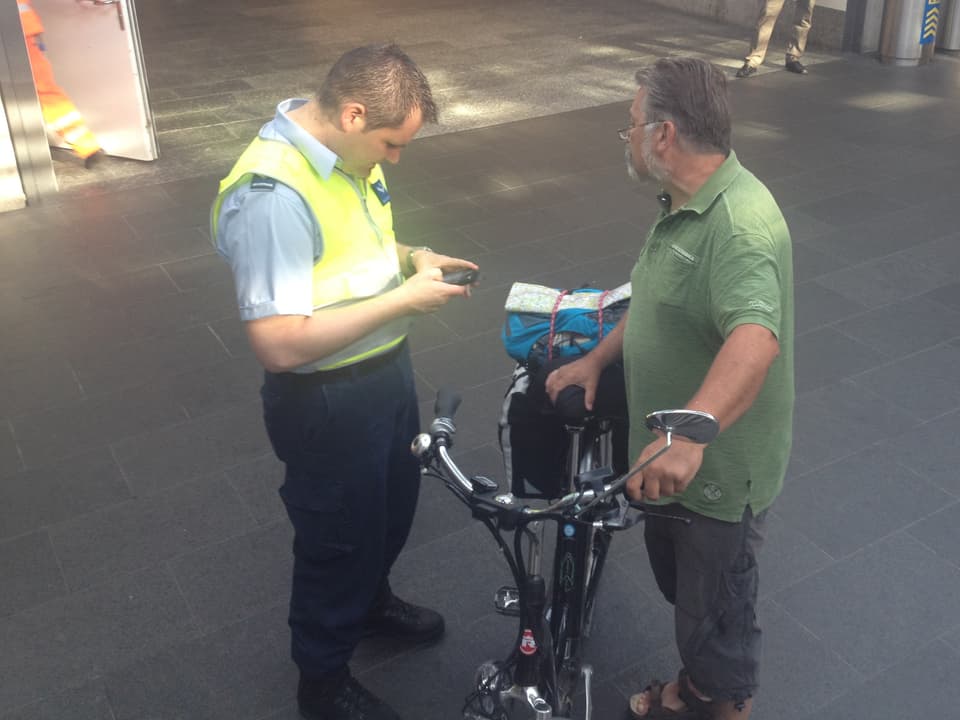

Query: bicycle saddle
[529,357,628,426]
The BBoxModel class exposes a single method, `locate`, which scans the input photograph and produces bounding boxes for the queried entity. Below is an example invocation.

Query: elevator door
[31,0,157,161]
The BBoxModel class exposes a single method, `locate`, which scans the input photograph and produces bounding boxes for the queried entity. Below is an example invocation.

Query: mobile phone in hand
[442,269,479,285]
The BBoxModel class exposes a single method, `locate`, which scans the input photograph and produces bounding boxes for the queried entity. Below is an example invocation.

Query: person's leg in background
[737,0,787,78]
[785,0,817,74]
[23,34,101,164]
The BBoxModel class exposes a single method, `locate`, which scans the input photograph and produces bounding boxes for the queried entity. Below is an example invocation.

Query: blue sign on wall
[921,0,942,45]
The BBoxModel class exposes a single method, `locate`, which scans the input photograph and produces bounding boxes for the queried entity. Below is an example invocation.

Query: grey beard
[625,142,668,184]
[641,142,668,185]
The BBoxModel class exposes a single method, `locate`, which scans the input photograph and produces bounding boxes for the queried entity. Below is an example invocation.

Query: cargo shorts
[643,503,767,704]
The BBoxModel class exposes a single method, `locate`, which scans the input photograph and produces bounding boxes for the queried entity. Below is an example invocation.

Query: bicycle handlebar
[436,444,477,496]
[413,391,601,516]
[434,386,462,419]
[412,387,719,522]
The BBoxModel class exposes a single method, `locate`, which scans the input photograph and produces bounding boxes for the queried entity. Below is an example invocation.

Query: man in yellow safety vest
[212,44,478,720]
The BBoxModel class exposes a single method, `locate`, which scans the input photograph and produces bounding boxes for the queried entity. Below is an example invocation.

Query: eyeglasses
[617,121,661,142]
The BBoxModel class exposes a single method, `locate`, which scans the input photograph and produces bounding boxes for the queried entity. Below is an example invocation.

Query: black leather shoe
[298,667,401,720]
[736,63,758,78]
[785,58,808,74]
[365,591,445,644]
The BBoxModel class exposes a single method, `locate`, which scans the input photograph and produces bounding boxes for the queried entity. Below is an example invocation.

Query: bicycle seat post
[563,424,586,493]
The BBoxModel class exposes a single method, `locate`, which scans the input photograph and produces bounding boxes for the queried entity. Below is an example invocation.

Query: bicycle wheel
[577,421,614,637]
[545,531,608,717]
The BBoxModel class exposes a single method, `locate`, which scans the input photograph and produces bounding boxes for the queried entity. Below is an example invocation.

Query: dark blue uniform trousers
[261,345,421,676]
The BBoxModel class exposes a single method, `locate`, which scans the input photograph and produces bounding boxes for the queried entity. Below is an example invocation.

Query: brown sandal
[627,673,708,719]
[629,671,709,720]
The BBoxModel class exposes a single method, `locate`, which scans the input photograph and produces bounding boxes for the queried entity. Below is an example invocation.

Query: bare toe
[629,689,653,717]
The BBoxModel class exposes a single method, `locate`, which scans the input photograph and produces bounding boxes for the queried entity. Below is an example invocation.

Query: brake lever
[470,475,499,492]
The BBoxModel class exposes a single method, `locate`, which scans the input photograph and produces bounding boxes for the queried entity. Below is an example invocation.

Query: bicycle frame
[412,388,718,720]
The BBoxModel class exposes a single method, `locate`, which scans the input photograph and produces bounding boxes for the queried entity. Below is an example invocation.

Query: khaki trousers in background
[744,0,817,67]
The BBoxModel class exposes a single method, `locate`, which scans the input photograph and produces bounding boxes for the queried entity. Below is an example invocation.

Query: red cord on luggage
[547,289,610,360]
[547,290,570,361]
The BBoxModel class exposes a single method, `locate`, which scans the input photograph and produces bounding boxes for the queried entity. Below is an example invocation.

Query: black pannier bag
[498,357,629,499]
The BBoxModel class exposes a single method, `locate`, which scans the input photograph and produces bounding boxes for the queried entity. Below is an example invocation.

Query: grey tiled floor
[3,1,960,719]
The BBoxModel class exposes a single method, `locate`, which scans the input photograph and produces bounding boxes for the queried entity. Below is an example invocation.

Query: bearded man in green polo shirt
[546,57,794,720]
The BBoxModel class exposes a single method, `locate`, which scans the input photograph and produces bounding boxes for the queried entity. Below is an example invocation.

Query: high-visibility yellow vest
[212,137,408,371]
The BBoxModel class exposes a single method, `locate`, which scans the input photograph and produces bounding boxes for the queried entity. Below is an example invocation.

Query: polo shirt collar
[673,149,742,215]
[268,98,338,180]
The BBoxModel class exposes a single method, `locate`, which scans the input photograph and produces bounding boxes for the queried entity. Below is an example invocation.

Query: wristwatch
[406,246,433,276]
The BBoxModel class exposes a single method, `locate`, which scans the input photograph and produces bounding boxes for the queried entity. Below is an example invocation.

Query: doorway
[2,0,158,206]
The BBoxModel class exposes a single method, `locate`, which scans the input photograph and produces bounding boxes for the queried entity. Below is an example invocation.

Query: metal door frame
[0,0,58,205]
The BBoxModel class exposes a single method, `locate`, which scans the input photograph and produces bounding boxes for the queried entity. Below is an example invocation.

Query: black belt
[270,340,406,385]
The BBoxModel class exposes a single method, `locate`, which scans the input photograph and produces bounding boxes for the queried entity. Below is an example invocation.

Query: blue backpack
[501,282,631,368]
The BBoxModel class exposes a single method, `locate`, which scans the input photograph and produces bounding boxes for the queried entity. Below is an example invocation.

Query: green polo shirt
[623,151,794,522]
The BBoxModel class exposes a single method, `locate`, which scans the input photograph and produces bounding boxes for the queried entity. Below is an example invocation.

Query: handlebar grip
[434,387,462,419]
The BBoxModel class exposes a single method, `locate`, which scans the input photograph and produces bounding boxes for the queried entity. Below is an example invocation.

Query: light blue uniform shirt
[215,99,339,321]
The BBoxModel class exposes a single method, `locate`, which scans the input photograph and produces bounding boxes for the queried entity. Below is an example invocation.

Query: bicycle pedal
[494,586,521,616]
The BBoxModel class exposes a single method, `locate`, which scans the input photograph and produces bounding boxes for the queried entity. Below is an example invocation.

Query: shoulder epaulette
[249,174,277,191]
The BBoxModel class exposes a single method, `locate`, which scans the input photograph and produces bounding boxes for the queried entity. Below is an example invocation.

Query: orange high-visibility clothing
[18,1,101,160]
